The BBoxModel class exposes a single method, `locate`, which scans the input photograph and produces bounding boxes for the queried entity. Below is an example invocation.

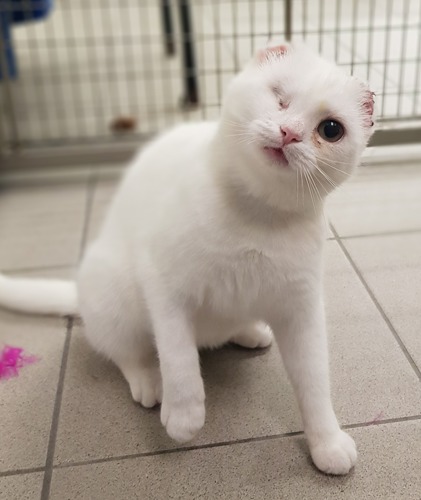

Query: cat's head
[221,42,375,201]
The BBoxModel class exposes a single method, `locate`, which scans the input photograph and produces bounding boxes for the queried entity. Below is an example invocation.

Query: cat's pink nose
[281,126,302,146]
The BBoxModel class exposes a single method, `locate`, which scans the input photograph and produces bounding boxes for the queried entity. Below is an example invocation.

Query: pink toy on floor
[0,345,38,380]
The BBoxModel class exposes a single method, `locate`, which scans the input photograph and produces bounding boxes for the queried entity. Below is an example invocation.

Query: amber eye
[317,120,344,142]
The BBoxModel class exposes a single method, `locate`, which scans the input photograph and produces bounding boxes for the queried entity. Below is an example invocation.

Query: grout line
[53,430,304,470]
[332,227,421,241]
[0,467,45,479]
[330,224,421,381]
[52,414,421,471]
[4,414,421,477]
[40,318,73,500]
[344,414,421,430]
[78,171,97,261]
[5,264,77,276]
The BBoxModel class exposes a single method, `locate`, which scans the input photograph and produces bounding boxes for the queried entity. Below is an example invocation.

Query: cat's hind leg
[230,321,273,349]
[77,246,162,408]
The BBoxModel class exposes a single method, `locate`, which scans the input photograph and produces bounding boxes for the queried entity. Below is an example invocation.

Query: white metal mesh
[0,0,420,152]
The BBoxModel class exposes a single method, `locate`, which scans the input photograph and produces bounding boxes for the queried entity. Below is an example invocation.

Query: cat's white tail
[0,274,78,316]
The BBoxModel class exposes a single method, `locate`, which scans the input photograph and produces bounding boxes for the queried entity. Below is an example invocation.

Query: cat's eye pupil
[317,120,344,142]
[324,122,339,139]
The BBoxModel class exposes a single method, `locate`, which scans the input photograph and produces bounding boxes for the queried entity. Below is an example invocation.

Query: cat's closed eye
[271,85,288,109]
[317,119,344,142]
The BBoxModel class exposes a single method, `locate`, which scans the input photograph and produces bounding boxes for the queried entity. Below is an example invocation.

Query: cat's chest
[192,234,321,315]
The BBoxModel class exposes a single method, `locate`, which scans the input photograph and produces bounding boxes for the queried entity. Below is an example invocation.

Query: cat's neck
[210,121,325,219]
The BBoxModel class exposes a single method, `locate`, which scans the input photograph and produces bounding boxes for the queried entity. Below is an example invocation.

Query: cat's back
[99,121,218,240]
[112,121,217,211]
[128,121,217,184]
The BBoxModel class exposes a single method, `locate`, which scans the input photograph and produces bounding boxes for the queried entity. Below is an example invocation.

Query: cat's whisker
[311,168,331,196]
[314,155,350,166]
[315,171,338,191]
[306,167,328,226]
[314,155,354,166]
[310,171,329,217]
[227,134,254,142]
[300,166,305,209]
[309,161,338,190]
[226,130,249,136]
[307,169,331,232]
[314,156,350,170]
[227,136,246,143]
[224,118,245,127]
[239,137,258,146]
[303,168,317,216]
[307,168,324,206]
[226,129,252,138]
[314,157,353,176]
[229,133,258,146]
[309,176,320,216]
[224,122,251,135]
[315,160,352,177]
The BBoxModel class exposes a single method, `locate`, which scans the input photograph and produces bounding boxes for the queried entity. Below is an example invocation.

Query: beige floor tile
[54,241,421,464]
[50,420,421,500]
[0,319,65,469]
[53,324,296,465]
[0,268,73,472]
[328,164,421,237]
[324,242,421,424]
[344,233,421,370]
[0,473,44,500]
[0,181,88,271]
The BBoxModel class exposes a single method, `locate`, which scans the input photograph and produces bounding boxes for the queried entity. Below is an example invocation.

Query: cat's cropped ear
[257,44,289,64]
[359,85,375,128]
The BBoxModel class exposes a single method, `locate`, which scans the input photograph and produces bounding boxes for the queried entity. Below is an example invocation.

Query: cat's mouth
[263,146,289,166]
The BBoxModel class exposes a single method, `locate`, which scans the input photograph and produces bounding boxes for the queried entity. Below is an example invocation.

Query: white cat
[0,43,375,475]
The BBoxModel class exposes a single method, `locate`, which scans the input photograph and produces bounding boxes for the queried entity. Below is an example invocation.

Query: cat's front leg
[149,297,205,443]
[270,285,357,475]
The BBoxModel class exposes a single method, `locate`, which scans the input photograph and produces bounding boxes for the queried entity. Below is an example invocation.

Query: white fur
[0,274,77,315]
[0,43,375,474]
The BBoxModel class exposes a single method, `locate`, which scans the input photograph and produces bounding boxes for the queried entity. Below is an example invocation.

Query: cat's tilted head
[220,42,375,205]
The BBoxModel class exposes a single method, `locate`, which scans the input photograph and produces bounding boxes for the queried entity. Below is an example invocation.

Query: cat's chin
[263,146,289,167]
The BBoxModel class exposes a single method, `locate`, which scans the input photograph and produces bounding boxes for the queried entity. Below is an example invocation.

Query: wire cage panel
[0,0,420,155]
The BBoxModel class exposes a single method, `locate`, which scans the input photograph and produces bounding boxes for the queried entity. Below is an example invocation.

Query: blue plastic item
[0,0,53,79]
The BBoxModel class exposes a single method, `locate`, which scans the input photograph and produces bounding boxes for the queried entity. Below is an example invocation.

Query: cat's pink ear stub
[362,90,375,127]
[257,44,288,63]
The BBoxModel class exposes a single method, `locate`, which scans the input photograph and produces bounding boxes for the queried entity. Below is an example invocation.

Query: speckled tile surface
[1,164,420,499]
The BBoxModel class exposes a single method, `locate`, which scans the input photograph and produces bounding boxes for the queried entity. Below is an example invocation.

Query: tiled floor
[1,161,421,499]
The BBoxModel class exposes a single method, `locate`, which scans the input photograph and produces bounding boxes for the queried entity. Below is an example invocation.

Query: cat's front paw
[309,430,357,475]
[161,397,205,443]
